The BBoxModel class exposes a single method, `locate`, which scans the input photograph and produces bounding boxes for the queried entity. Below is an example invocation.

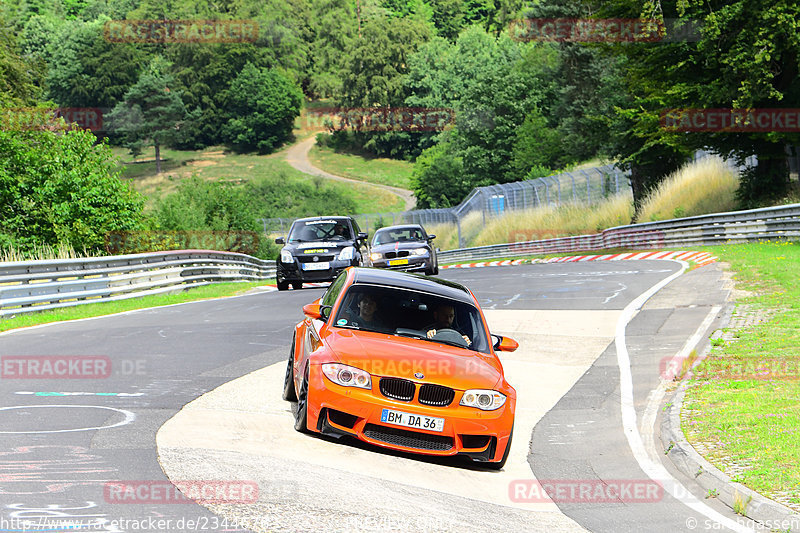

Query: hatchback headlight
[412,248,428,256]
[338,246,356,261]
[370,252,383,261]
[460,389,506,411]
[280,250,293,263]
[321,363,372,389]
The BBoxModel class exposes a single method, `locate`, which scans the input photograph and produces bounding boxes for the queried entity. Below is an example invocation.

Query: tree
[0,24,43,107]
[46,16,146,109]
[596,0,800,208]
[107,56,192,173]
[0,127,145,254]
[222,63,303,153]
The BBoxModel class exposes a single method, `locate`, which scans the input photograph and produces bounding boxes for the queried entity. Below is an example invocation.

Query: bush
[0,125,145,255]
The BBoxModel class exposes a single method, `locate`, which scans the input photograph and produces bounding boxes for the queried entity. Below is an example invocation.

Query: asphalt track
[0,261,758,532]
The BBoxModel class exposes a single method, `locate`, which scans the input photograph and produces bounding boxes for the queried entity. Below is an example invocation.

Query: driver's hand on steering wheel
[426,329,472,346]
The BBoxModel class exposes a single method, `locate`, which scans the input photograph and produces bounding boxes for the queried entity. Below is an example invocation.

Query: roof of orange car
[348,267,474,304]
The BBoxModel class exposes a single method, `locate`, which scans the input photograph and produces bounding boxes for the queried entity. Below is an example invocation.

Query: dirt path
[285,135,416,211]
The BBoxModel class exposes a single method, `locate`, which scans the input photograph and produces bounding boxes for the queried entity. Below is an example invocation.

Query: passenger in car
[345,293,384,331]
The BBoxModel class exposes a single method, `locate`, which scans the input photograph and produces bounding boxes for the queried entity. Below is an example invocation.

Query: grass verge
[112,145,403,214]
[0,280,275,333]
[308,142,414,190]
[681,241,800,510]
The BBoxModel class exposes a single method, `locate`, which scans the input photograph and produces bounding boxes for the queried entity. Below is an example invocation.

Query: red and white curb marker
[442,250,717,270]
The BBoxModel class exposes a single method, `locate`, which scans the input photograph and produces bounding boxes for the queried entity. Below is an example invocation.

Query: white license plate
[302,262,330,271]
[380,408,445,432]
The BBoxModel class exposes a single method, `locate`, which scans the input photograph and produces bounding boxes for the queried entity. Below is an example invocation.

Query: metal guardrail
[0,250,276,317]
[438,203,800,263]
[2,203,798,317]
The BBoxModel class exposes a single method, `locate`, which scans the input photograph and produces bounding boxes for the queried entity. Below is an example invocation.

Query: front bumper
[277,259,357,283]
[306,365,514,463]
[370,256,431,272]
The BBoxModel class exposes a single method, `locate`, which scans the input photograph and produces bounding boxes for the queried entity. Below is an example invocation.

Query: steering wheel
[430,328,470,348]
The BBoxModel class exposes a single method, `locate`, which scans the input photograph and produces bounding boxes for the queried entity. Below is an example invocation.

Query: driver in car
[425,304,471,346]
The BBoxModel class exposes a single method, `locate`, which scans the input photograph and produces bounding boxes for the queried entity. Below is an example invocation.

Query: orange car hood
[324,328,502,390]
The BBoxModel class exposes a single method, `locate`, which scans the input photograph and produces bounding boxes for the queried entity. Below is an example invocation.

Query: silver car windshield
[373,227,424,245]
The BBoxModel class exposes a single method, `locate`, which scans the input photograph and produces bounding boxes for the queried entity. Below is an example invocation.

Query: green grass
[0,280,274,333]
[308,142,415,190]
[111,145,404,214]
[682,241,800,509]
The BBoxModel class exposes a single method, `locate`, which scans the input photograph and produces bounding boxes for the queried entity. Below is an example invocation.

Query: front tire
[282,339,297,401]
[277,280,289,291]
[292,281,303,290]
[293,364,310,433]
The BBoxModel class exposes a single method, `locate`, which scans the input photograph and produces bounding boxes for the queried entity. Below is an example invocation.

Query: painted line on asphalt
[615,261,752,532]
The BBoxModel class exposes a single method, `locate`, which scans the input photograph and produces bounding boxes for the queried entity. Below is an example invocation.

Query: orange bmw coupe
[282,267,518,469]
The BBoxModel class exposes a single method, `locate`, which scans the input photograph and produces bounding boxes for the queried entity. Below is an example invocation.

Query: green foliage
[46,16,145,109]
[411,137,468,208]
[222,63,302,153]
[106,56,193,172]
[0,27,44,107]
[340,14,431,107]
[0,126,145,254]
[307,0,357,97]
[152,172,357,258]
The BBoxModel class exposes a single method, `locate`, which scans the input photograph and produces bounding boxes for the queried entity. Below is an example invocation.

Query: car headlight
[370,252,383,261]
[412,248,428,256]
[321,363,372,389]
[280,250,293,263]
[460,389,506,411]
[338,246,356,261]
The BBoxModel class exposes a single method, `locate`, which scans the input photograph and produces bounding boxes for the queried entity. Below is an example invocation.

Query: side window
[322,271,348,308]
[351,219,361,236]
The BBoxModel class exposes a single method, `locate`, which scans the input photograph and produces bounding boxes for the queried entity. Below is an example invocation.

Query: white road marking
[0,405,136,434]
[615,262,752,532]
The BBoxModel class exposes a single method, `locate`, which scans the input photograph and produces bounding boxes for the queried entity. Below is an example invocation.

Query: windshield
[373,227,425,245]
[288,220,351,242]
[333,284,490,354]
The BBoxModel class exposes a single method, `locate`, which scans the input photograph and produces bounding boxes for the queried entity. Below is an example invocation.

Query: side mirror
[357,232,368,241]
[275,237,285,245]
[303,302,331,321]
[492,335,519,352]
[428,234,436,240]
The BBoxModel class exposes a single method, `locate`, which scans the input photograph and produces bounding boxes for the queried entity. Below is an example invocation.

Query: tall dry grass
[471,193,635,247]
[0,242,84,263]
[637,156,739,222]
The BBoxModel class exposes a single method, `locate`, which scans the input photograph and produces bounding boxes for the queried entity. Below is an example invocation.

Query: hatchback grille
[418,384,455,407]
[297,254,335,263]
[379,377,415,401]
[364,424,453,451]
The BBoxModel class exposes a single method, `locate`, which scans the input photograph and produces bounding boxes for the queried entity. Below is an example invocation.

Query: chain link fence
[261,164,631,247]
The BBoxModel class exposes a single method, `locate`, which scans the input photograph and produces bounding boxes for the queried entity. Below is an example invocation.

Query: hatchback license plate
[302,262,329,271]
[380,408,444,432]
